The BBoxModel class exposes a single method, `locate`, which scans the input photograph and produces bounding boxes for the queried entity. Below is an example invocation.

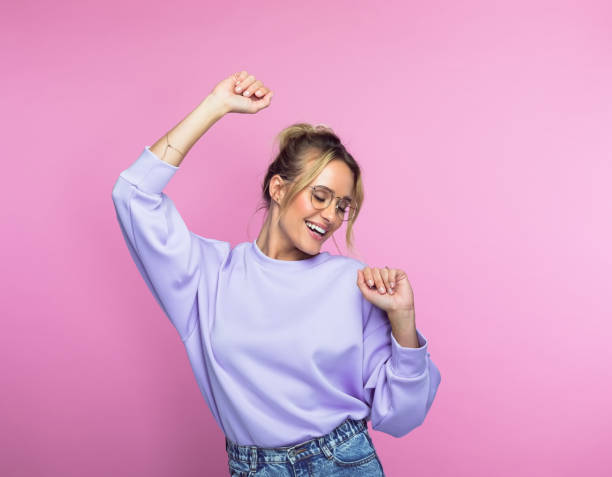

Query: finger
[233,71,248,88]
[241,79,263,98]
[388,268,397,291]
[356,269,365,288]
[234,70,248,83]
[357,269,371,293]
[253,85,269,98]
[395,269,407,282]
[363,267,375,289]
[381,266,393,294]
[235,74,255,93]
[372,268,386,294]
[254,90,274,110]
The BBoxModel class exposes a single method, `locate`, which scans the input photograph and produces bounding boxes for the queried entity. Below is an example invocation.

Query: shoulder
[324,253,367,273]
[322,255,375,323]
[189,234,235,268]
[320,254,368,297]
[191,234,233,253]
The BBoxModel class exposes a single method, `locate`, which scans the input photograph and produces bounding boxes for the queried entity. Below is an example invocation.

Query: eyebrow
[316,185,353,201]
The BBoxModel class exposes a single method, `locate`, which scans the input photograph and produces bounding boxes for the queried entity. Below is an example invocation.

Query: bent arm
[362,299,442,437]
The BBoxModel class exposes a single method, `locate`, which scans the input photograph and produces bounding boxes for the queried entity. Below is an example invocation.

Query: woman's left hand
[356,265,415,313]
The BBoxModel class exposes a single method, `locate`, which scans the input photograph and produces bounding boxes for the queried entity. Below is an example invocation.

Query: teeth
[306,221,325,235]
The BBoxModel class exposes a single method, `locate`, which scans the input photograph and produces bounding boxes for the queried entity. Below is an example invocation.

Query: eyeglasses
[308,185,357,222]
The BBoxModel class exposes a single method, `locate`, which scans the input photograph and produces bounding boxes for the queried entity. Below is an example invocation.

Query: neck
[256,211,317,261]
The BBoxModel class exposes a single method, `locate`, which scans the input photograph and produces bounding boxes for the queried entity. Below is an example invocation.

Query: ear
[269,174,287,204]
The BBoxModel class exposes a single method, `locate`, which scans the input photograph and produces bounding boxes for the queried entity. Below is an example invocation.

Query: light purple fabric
[111,146,442,447]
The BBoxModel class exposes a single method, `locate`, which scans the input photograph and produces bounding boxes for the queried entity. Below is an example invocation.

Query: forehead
[308,160,354,198]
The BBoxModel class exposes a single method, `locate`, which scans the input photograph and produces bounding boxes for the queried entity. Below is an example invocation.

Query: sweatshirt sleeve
[361,297,441,437]
[111,146,230,342]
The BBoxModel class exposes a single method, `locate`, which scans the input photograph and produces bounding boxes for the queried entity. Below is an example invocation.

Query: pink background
[2,0,610,475]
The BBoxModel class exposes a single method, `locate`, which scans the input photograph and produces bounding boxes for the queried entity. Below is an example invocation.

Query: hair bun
[312,123,335,134]
[275,122,339,151]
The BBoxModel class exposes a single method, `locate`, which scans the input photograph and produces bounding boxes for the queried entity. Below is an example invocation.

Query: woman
[112,71,441,476]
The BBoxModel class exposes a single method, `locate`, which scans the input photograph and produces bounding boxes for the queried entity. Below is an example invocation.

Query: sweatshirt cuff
[118,145,179,194]
[389,328,429,377]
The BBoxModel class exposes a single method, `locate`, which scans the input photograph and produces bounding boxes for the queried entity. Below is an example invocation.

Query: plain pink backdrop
[1,0,610,476]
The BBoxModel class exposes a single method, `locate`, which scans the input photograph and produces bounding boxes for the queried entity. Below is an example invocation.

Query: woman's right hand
[209,71,274,115]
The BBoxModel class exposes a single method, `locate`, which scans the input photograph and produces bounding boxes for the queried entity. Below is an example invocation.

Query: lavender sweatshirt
[111,145,441,447]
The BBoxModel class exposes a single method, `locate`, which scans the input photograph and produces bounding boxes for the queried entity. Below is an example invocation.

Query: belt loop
[249,446,257,473]
[318,437,333,459]
[361,417,368,431]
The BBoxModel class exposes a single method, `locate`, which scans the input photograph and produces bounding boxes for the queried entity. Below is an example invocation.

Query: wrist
[389,317,419,348]
[201,94,229,118]
[387,308,415,323]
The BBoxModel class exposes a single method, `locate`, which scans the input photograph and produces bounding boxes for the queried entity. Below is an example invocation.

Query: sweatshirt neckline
[250,239,330,270]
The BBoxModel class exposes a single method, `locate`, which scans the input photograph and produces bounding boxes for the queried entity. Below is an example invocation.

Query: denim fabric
[225,417,386,476]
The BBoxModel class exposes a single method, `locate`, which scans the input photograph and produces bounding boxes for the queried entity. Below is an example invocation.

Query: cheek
[281,196,313,233]
[295,194,314,216]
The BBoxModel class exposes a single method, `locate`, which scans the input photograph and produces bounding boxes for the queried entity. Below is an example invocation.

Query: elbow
[111,176,131,205]
[425,362,442,415]
[372,416,424,438]
[111,178,122,203]
[370,408,426,438]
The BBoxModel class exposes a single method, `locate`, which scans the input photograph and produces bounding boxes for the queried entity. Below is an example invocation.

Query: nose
[319,200,336,223]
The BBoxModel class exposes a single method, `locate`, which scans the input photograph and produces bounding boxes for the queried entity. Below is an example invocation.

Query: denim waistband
[225,417,369,466]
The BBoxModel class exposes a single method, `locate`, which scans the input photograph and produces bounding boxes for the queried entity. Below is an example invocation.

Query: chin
[300,240,322,256]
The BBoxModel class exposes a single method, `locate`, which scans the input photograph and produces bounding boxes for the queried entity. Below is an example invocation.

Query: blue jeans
[224,417,386,476]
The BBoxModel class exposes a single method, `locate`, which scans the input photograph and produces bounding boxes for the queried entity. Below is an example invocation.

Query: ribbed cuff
[118,145,179,194]
[389,328,429,377]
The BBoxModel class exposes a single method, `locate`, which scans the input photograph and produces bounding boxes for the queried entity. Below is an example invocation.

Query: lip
[305,220,326,241]
[305,220,328,232]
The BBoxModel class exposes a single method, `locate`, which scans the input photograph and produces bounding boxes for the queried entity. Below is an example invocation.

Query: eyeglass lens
[312,187,354,221]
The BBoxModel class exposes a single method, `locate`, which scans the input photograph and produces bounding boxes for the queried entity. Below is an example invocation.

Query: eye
[338,200,352,213]
[314,195,326,202]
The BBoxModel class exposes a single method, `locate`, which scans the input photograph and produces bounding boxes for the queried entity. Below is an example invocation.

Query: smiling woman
[111,70,441,477]
[252,122,365,261]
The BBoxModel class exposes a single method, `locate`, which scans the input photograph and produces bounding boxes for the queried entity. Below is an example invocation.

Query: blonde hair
[253,122,364,255]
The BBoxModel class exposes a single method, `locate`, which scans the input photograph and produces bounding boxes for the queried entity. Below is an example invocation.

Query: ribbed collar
[250,238,330,270]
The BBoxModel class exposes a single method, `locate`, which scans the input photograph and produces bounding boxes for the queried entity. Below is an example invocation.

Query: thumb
[253,90,274,112]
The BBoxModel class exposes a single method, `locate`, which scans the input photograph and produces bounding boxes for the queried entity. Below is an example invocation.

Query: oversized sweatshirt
[111,145,442,447]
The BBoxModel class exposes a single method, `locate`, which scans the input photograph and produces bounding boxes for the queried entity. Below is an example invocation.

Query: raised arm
[149,93,227,168]
[111,71,274,340]
[150,70,274,167]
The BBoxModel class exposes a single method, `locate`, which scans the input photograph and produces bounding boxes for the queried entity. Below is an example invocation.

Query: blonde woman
[111,71,441,476]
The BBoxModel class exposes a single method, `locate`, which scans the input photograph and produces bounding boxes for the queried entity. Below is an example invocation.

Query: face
[277,159,355,257]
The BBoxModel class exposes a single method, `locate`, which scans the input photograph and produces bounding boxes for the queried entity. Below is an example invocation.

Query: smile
[305,220,326,240]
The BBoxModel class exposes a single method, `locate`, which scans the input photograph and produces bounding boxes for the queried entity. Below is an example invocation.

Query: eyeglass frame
[308,185,357,222]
